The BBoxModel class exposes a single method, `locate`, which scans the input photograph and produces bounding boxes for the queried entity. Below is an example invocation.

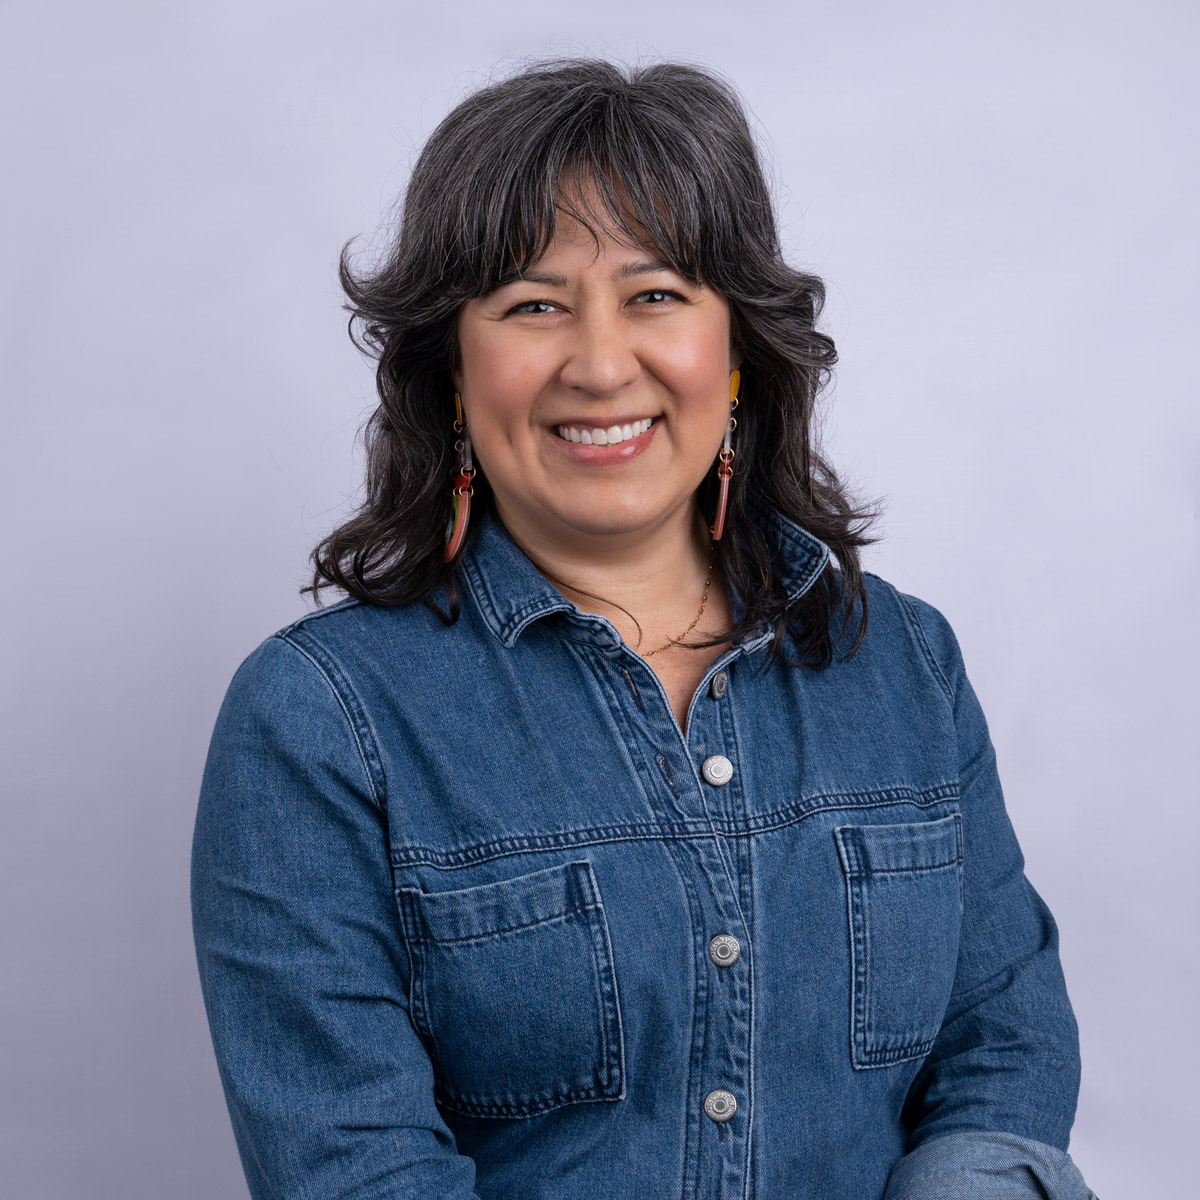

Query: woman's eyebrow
[505,259,679,288]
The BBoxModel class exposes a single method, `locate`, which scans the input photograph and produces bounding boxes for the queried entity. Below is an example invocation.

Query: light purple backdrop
[2,2,1196,1196]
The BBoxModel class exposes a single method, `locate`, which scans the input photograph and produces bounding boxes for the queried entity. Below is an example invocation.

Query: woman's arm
[191,634,481,1200]
[882,594,1097,1200]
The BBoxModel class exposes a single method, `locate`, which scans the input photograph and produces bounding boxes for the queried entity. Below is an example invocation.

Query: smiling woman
[451,197,743,721]
[191,57,1097,1200]
[304,59,865,679]
[454,215,736,546]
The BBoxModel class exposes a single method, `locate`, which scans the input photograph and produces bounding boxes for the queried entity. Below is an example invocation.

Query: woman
[191,59,1096,1199]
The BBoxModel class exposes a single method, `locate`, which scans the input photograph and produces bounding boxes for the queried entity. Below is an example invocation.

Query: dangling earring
[710,369,740,542]
[443,392,475,563]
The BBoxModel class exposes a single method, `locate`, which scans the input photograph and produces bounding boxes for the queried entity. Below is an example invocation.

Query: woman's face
[453,195,737,552]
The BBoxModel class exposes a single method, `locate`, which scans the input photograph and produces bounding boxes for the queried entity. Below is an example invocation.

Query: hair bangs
[465,106,710,294]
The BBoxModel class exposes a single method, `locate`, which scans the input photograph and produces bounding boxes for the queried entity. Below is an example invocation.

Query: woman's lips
[554,417,654,446]
[549,416,659,462]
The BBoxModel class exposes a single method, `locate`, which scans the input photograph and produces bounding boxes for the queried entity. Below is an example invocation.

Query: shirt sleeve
[190,634,481,1200]
[884,594,1096,1199]
[883,1130,1098,1199]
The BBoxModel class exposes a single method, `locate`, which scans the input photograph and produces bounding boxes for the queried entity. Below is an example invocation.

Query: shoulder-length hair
[306,57,876,668]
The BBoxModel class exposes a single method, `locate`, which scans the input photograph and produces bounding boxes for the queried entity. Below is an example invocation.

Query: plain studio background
[2,1,1196,1196]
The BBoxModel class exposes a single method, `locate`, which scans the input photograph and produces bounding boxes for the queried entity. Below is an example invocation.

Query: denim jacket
[191,507,1096,1200]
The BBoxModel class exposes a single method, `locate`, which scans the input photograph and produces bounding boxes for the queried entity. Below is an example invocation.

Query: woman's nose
[557,308,640,396]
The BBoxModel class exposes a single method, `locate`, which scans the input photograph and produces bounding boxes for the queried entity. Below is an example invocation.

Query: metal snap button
[708,934,741,967]
[709,671,728,699]
[701,754,733,786]
[704,1089,737,1123]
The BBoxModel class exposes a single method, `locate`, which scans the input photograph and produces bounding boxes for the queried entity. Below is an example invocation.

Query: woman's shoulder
[274,589,478,663]
[221,588,493,723]
[208,594,478,803]
[853,571,967,703]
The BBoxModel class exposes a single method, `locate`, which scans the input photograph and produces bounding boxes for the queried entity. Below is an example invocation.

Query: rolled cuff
[883,1131,1097,1200]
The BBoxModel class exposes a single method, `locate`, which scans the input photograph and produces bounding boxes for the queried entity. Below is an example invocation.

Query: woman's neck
[495,498,728,653]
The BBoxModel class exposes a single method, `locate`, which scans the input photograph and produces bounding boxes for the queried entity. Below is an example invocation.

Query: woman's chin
[509,493,692,545]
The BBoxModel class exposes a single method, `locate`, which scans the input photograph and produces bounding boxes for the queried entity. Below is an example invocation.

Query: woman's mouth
[553,417,654,445]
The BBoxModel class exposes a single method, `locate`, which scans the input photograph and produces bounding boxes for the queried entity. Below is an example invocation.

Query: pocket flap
[835,813,962,876]
[398,860,601,944]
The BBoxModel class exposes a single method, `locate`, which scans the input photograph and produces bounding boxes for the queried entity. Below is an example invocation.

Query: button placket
[631,646,750,1182]
[679,688,751,1186]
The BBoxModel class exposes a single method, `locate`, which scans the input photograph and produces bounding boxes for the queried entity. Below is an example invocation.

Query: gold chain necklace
[643,543,716,657]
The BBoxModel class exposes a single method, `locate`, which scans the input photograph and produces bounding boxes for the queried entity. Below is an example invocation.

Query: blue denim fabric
[191,507,1094,1199]
[883,1131,1098,1198]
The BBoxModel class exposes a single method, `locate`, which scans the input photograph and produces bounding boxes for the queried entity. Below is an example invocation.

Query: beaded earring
[443,392,475,563]
[710,370,740,541]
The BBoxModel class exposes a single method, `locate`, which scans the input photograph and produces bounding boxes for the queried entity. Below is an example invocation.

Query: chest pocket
[834,814,963,1070]
[395,859,626,1118]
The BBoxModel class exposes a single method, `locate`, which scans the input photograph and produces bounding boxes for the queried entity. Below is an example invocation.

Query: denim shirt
[191,507,1096,1200]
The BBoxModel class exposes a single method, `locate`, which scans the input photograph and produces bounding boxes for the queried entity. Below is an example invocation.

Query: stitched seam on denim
[653,825,707,1200]
[581,905,616,1092]
[278,631,387,807]
[592,900,627,1095]
[841,861,962,878]
[683,861,707,1200]
[723,692,757,1200]
[754,783,960,831]
[863,1036,936,1053]
[837,840,861,1069]
[276,595,362,636]
[271,634,385,810]
[438,1085,617,1117]
[851,872,871,1066]
[388,786,961,867]
[854,1041,935,1069]
[402,904,599,945]
[441,1080,609,1107]
[891,587,955,706]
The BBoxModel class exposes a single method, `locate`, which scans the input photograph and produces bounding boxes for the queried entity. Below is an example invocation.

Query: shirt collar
[459,504,831,650]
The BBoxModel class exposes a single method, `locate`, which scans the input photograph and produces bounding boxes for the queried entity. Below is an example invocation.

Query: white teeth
[555,418,654,445]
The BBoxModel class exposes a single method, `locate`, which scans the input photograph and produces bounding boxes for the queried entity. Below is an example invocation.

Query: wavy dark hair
[306,57,877,667]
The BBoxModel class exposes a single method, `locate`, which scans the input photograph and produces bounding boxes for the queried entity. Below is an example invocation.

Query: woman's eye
[636,289,684,305]
[507,300,558,315]
[504,290,684,316]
